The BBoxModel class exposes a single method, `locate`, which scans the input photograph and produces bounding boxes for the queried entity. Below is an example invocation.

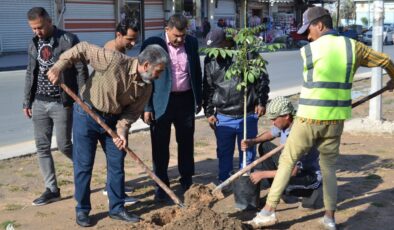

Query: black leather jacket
[23,26,88,109]
[202,55,270,118]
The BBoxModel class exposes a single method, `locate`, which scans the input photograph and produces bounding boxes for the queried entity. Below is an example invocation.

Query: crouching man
[241,97,322,217]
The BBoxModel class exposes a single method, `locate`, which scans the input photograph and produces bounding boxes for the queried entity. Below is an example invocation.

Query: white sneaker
[320,216,336,230]
[246,212,278,228]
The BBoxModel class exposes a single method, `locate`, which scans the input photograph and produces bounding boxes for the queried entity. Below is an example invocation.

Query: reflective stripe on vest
[297,35,356,120]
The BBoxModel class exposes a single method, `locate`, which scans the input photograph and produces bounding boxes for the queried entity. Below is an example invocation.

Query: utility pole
[369,0,384,120]
[336,0,340,28]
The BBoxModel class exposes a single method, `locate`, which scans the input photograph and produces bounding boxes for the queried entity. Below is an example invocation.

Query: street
[1,45,394,147]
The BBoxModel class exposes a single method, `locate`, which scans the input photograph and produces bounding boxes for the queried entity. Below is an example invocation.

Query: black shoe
[32,188,61,206]
[76,211,92,227]
[109,210,140,223]
[153,188,170,202]
[180,177,192,192]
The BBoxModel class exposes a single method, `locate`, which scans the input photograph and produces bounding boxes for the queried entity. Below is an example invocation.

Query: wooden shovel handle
[213,144,284,193]
[60,83,184,207]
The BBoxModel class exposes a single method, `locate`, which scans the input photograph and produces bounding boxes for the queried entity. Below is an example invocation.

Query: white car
[362,26,393,45]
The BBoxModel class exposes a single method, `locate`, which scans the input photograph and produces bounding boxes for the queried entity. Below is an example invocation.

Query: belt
[170,89,192,96]
[35,94,61,103]
[84,102,117,118]
[297,117,343,125]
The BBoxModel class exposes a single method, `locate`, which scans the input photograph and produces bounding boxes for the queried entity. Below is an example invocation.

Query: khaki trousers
[266,117,344,211]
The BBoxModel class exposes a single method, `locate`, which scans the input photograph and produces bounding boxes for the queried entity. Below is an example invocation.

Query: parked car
[339,25,366,41]
[362,26,394,45]
[341,29,360,41]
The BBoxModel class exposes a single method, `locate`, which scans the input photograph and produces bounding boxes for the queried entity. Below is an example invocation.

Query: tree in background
[361,17,369,28]
[341,0,356,26]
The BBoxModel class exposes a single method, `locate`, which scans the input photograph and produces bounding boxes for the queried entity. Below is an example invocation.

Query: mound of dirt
[184,183,218,208]
[131,184,249,230]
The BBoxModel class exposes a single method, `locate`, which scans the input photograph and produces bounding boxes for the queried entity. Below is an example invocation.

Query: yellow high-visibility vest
[297,34,356,120]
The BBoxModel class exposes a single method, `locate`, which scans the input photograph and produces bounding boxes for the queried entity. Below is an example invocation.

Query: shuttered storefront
[0,0,54,52]
[64,0,116,46]
[213,0,235,27]
[144,0,165,39]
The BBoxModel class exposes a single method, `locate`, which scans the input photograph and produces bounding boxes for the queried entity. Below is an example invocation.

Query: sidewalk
[0,52,28,71]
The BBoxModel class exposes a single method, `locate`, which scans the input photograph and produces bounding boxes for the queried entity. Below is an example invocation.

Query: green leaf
[236,84,242,91]
[225,70,232,80]
[219,49,227,58]
[247,72,255,83]
[213,49,219,58]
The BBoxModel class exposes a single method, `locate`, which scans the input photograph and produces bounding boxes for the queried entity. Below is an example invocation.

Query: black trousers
[150,90,195,191]
[259,142,319,197]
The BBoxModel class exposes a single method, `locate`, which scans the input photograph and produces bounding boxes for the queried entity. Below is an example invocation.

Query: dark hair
[310,15,333,29]
[27,7,51,21]
[116,18,140,35]
[166,14,188,31]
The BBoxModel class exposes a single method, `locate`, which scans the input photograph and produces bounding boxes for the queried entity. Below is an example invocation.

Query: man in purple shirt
[140,14,202,202]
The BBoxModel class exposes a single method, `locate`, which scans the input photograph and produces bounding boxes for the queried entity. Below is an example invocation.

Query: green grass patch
[134,185,155,194]
[195,140,208,147]
[58,179,73,187]
[1,220,20,229]
[371,202,385,207]
[375,149,387,154]
[365,174,382,180]
[35,211,48,217]
[381,161,394,169]
[7,185,21,192]
[4,204,24,211]
[22,172,35,178]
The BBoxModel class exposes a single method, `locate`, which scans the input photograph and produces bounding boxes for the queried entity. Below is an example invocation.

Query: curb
[0,65,27,72]
[0,71,380,161]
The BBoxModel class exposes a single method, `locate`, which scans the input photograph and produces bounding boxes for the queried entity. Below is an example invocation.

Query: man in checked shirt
[47,41,168,227]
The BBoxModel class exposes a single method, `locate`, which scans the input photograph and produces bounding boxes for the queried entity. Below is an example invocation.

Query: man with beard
[47,42,168,227]
[102,17,140,206]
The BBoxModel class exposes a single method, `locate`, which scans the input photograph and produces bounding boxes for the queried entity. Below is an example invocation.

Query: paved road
[1,45,394,148]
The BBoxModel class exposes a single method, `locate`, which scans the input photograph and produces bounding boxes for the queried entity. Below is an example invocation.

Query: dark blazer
[140,33,202,120]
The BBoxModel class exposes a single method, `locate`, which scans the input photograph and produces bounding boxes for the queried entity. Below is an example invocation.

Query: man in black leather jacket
[23,7,88,206]
[202,29,270,183]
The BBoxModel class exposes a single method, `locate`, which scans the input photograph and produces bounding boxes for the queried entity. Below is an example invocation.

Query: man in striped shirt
[247,6,394,230]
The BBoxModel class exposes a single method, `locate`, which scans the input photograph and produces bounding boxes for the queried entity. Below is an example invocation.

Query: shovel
[212,144,284,196]
[59,83,185,208]
[352,85,390,108]
[213,84,391,195]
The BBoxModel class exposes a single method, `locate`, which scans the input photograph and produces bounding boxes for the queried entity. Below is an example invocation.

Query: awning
[259,0,294,3]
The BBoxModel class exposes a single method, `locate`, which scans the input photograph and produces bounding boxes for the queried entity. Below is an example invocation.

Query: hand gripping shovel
[60,83,185,208]
[213,84,390,195]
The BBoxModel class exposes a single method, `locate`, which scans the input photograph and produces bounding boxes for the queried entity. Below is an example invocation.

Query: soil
[1,77,394,230]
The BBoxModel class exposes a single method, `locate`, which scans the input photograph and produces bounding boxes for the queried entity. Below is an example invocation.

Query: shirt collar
[322,29,339,37]
[129,58,147,86]
[165,32,171,46]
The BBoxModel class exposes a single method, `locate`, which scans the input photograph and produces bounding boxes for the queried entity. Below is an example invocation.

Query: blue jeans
[215,113,258,181]
[72,103,125,214]
[32,100,72,192]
